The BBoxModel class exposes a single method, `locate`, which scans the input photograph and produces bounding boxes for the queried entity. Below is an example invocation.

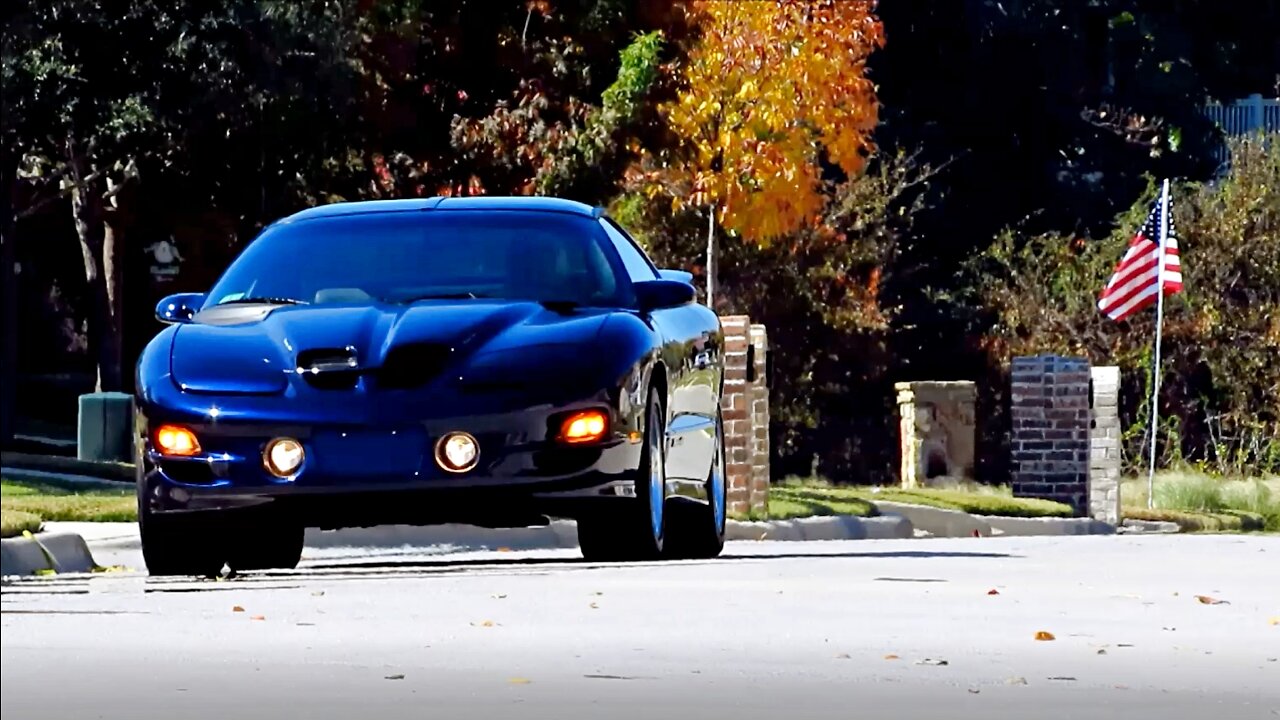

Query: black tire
[227,520,305,572]
[664,408,727,559]
[139,503,227,577]
[579,388,667,561]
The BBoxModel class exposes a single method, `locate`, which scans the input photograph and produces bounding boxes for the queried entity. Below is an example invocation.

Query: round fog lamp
[264,437,305,477]
[436,432,479,473]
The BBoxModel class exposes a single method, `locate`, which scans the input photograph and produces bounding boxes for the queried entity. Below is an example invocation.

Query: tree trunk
[102,204,126,391]
[705,205,716,309]
[69,156,120,392]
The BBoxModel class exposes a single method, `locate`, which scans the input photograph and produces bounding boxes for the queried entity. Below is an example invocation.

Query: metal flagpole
[1147,179,1172,510]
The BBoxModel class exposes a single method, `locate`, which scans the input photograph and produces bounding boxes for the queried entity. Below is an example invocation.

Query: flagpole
[1147,179,1171,510]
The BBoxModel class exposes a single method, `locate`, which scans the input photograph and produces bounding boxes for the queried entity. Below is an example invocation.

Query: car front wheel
[578,388,667,561]
[139,502,227,577]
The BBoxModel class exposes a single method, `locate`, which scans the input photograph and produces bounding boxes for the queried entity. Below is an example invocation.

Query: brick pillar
[1089,366,1122,524]
[721,315,753,517]
[748,323,770,517]
[895,381,977,488]
[1010,355,1091,515]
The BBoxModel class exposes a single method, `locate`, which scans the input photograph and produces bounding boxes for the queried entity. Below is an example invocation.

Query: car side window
[599,218,659,283]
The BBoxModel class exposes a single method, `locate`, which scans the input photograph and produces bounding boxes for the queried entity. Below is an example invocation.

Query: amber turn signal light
[558,410,609,444]
[155,425,201,456]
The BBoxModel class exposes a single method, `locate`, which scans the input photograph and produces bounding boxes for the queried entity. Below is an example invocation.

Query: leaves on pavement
[1195,595,1229,605]
[1034,631,1056,641]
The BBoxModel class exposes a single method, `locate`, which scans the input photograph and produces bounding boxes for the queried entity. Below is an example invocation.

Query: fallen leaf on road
[589,602,599,609]
[508,678,531,685]
[33,568,56,576]
[1034,631,1056,641]
[1097,649,1108,655]
[883,654,900,660]
[232,606,245,613]
[1162,627,1177,632]
[1268,616,1279,626]
[987,589,1000,595]
[250,615,265,621]
[835,653,852,660]
[492,594,508,600]
[968,688,980,694]
[1006,677,1028,686]
[1196,595,1229,605]
[311,591,325,597]
[472,620,497,627]
[916,658,949,666]
[496,547,512,553]
[592,592,604,596]
[385,674,405,680]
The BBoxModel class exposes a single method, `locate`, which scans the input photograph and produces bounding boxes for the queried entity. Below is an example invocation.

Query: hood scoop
[296,347,360,390]
[376,342,453,390]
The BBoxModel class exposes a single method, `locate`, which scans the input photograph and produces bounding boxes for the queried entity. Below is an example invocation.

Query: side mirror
[155,293,206,324]
[657,268,694,285]
[633,279,695,312]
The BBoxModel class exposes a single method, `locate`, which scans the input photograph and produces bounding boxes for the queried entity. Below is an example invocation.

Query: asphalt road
[3,534,1277,720]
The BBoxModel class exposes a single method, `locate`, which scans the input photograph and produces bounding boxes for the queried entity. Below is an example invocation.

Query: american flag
[1097,195,1183,321]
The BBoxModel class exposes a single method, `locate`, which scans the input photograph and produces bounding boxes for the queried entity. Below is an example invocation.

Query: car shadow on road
[297,548,1020,575]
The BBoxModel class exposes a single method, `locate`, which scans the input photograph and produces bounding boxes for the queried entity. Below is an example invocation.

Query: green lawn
[1,508,43,538]
[1,477,137,526]
[1122,470,1280,532]
[754,480,1074,520]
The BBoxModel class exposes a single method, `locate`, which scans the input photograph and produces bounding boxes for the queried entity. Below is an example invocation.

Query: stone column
[748,323,770,517]
[895,381,977,488]
[1089,366,1122,524]
[1010,355,1091,515]
[721,315,753,517]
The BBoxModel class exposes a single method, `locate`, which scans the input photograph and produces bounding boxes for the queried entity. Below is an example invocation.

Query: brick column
[1089,366,1122,524]
[748,323,770,517]
[895,381,977,488]
[1010,355,1091,515]
[721,315,753,517]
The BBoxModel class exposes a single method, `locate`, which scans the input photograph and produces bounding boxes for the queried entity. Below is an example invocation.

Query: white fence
[1202,93,1280,167]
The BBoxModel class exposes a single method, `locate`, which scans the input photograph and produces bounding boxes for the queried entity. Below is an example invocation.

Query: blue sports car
[135,196,727,575]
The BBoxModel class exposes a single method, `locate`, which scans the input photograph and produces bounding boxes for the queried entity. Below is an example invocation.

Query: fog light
[435,432,479,473]
[155,425,201,456]
[558,410,609,444]
[264,437,305,477]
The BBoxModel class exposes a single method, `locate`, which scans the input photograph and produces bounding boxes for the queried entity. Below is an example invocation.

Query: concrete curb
[872,501,993,537]
[870,501,1117,537]
[1,532,99,576]
[724,514,914,542]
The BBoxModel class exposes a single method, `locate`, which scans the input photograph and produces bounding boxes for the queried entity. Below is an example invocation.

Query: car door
[598,217,719,490]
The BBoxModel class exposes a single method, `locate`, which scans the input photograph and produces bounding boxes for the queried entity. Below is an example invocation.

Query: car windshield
[204,210,625,309]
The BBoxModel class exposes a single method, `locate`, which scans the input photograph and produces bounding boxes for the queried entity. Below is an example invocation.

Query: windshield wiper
[216,296,308,306]
[400,292,489,303]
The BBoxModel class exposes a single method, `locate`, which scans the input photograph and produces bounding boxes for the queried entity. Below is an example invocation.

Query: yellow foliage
[661,0,884,243]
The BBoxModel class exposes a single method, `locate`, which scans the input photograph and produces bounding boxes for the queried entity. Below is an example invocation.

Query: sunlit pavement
[3,534,1278,720]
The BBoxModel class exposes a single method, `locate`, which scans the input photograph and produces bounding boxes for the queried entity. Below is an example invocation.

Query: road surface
[3,534,1278,720]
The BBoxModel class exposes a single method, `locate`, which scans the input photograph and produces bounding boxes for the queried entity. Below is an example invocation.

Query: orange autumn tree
[659,0,885,304]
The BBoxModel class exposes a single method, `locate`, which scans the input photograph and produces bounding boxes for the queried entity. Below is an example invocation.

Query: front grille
[376,342,452,390]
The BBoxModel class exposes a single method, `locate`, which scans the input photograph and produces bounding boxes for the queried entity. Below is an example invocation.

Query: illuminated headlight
[436,432,479,473]
[264,437,305,477]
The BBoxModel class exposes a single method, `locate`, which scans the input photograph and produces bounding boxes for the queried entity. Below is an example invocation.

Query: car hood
[169,301,612,395]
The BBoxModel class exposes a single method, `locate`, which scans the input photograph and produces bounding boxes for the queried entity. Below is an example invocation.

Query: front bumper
[137,404,643,527]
